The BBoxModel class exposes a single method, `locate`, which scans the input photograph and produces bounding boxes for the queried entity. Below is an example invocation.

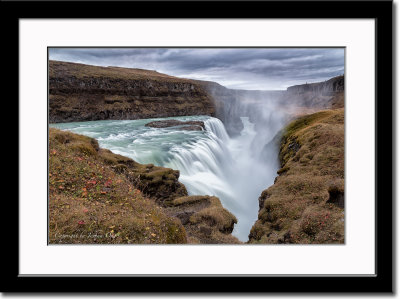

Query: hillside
[49,61,216,123]
[249,109,344,244]
[49,128,240,244]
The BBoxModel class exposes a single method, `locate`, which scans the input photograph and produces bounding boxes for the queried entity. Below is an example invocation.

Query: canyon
[49,60,344,244]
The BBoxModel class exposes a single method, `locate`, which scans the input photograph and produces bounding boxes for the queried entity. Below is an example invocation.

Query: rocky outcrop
[99,145,240,244]
[49,128,240,244]
[145,120,205,131]
[99,149,188,203]
[49,128,187,244]
[164,195,240,244]
[248,109,345,244]
[49,61,216,123]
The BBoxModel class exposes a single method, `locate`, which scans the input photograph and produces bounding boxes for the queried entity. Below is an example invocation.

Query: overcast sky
[49,48,344,90]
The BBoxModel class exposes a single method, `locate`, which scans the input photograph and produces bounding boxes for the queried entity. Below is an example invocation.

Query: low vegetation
[49,128,240,244]
[249,108,344,244]
[49,60,190,82]
[49,128,187,244]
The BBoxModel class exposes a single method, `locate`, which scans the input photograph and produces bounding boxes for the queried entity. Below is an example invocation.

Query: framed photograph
[6,0,392,293]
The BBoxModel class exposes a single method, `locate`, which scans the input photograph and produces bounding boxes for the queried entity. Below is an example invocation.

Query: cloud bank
[49,48,344,90]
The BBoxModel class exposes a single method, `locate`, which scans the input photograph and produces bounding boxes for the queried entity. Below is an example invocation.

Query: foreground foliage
[49,128,187,244]
[49,128,240,244]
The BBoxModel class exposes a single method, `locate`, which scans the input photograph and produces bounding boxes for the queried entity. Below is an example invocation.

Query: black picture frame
[4,0,393,293]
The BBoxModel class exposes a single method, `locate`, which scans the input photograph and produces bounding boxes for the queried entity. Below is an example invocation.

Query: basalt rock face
[49,61,216,123]
[282,75,345,108]
[287,75,344,94]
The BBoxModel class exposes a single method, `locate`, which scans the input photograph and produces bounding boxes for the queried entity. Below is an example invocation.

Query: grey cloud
[49,48,344,90]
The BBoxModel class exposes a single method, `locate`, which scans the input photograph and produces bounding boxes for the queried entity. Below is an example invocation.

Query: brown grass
[49,128,187,244]
[249,108,345,244]
[49,128,240,244]
[49,60,190,83]
[188,196,238,233]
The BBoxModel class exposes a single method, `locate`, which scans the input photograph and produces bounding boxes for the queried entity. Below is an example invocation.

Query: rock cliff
[287,75,344,94]
[49,61,216,123]
[281,75,344,108]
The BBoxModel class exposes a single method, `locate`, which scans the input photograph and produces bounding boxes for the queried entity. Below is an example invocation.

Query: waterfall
[166,117,279,241]
[50,113,282,242]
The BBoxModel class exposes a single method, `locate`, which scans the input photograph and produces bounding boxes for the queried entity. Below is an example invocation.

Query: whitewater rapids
[50,115,280,241]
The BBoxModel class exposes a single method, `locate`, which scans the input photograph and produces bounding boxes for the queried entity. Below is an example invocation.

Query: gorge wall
[49,60,344,133]
[196,75,344,136]
[49,61,215,123]
[281,75,344,109]
[286,75,344,94]
[49,61,345,244]
[249,109,345,244]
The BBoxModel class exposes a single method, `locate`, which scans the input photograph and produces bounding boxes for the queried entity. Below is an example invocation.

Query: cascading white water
[50,113,282,242]
[169,117,279,240]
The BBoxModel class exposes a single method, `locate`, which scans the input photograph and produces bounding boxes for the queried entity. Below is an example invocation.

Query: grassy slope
[249,108,345,244]
[49,60,192,82]
[49,128,187,244]
[49,128,240,244]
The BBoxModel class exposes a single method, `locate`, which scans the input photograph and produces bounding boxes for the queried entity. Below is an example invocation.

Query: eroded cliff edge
[49,128,240,244]
[248,109,345,244]
[49,61,216,123]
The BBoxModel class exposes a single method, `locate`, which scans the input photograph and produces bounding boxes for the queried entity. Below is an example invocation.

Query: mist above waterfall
[199,86,292,240]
